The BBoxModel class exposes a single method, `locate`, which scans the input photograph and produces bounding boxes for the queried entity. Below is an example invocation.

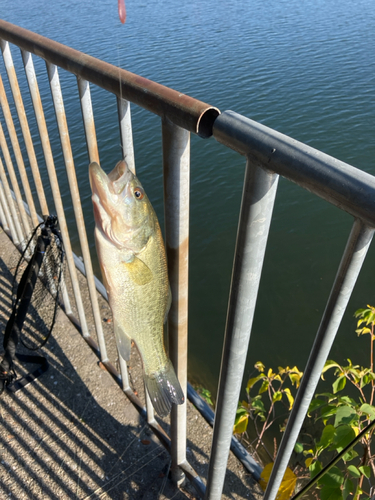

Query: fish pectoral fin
[123,256,153,285]
[114,321,132,361]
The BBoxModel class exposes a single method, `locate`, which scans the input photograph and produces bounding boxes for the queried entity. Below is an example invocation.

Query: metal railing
[0,19,374,500]
[207,112,375,499]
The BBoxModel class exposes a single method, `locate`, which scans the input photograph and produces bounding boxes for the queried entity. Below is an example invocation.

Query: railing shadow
[0,255,188,499]
[0,251,260,499]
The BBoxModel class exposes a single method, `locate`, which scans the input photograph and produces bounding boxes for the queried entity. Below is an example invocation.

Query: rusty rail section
[0,19,219,138]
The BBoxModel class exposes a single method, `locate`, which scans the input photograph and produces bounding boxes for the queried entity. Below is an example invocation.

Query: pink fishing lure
[118,0,126,23]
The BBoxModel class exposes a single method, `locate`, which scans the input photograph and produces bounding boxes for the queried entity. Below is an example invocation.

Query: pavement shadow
[0,256,192,499]
[0,248,261,500]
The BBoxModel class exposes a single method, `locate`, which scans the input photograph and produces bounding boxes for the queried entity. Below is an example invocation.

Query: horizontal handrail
[0,19,220,138]
[213,111,375,228]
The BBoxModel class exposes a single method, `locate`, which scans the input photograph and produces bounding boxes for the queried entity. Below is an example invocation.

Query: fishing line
[98,449,166,499]
[83,445,165,499]
[116,11,126,158]
[107,423,148,474]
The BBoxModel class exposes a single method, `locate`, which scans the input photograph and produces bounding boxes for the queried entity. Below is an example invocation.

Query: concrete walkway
[0,228,263,500]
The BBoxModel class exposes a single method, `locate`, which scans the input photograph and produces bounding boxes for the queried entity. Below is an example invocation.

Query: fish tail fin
[144,360,185,417]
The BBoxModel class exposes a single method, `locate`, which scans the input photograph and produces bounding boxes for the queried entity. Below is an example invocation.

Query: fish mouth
[89,160,133,213]
[89,161,110,205]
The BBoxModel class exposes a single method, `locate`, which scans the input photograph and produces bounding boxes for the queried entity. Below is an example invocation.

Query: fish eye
[134,187,144,200]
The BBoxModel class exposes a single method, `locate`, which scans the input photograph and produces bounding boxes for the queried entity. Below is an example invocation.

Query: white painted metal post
[205,157,279,500]
[1,40,48,219]
[117,97,135,174]
[162,117,190,485]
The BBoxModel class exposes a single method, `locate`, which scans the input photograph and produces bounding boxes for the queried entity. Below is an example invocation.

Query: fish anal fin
[123,256,153,285]
[113,320,132,361]
[144,360,184,417]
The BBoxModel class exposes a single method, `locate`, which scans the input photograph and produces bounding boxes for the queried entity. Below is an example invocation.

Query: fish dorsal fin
[113,320,132,361]
[123,256,153,285]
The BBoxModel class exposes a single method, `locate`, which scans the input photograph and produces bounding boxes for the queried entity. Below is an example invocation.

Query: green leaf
[332,375,346,394]
[331,425,356,453]
[233,414,248,434]
[303,449,314,457]
[246,374,264,391]
[320,486,343,500]
[254,361,265,372]
[343,478,354,500]
[251,396,266,414]
[347,465,361,478]
[321,360,341,377]
[308,398,326,415]
[342,449,358,462]
[289,371,302,388]
[294,442,304,453]
[357,327,372,335]
[360,403,375,420]
[338,395,357,406]
[283,388,294,410]
[317,466,344,487]
[318,425,336,450]
[354,308,371,318]
[317,405,339,424]
[236,406,248,416]
[199,387,213,405]
[259,379,269,394]
[272,391,282,403]
[358,465,371,479]
[334,406,357,427]
[309,460,322,479]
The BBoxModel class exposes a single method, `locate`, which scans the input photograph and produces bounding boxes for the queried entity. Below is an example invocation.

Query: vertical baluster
[0,40,49,220]
[205,158,279,500]
[22,51,73,309]
[145,387,156,424]
[21,57,88,337]
[0,75,31,238]
[46,61,104,342]
[117,97,135,173]
[162,117,190,485]
[77,77,99,163]
[74,75,110,360]
[0,181,9,233]
[0,158,18,243]
[116,95,137,407]
[0,130,25,245]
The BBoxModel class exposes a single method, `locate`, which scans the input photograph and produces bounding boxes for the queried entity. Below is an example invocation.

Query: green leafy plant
[194,384,213,406]
[234,361,303,462]
[302,306,375,499]
[234,306,375,499]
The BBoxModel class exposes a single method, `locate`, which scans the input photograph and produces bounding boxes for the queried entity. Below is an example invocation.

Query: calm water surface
[2,0,375,399]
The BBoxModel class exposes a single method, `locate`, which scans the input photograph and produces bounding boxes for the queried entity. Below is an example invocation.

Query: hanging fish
[89,160,184,416]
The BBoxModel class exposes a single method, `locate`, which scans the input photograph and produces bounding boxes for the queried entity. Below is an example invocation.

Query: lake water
[1,0,375,400]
